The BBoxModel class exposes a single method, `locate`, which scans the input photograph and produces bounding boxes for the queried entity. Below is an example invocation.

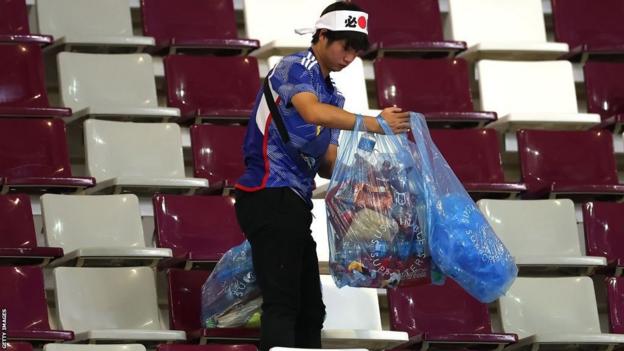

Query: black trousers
[235,187,326,351]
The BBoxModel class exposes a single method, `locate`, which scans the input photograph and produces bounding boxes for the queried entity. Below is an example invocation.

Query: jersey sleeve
[270,58,317,106]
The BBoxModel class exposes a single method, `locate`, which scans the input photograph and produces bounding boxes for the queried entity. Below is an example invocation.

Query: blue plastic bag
[326,115,432,289]
[406,113,517,303]
[200,240,262,328]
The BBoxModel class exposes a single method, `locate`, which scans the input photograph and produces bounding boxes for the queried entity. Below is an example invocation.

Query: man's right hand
[379,107,411,134]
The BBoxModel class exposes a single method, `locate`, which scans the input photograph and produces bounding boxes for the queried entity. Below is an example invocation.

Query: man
[234,2,410,349]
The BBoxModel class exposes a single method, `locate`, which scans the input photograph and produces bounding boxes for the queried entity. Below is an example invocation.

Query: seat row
[3,0,624,62]
[2,189,624,276]
[6,265,624,351]
[5,43,624,133]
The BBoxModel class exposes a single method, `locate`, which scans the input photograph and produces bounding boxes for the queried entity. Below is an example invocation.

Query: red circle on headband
[358,16,367,29]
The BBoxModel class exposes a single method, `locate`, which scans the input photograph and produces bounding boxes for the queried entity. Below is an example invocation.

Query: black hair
[311,1,370,52]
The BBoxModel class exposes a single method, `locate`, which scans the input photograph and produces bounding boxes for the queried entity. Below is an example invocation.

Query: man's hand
[379,107,410,134]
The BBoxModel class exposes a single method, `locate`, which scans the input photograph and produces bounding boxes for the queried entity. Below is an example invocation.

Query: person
[234,2,410,349]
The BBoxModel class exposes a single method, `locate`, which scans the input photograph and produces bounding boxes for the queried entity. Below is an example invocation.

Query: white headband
[295,10,368,36]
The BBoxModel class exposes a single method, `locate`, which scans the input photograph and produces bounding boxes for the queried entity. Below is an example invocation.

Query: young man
[234,2,410,350]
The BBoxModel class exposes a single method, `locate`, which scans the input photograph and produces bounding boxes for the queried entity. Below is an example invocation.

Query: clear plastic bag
[326,115,431,288]
[406,113,518,303]
[201,240,261,328]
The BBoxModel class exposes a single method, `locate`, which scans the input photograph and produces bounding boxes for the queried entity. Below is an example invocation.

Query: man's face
[323,39,358,72]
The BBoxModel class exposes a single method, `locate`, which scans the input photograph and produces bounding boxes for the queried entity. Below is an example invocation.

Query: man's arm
[318,144,337,179]
[291,92,410,134]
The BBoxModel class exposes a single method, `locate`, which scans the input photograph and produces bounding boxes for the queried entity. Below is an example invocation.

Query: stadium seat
[375,58,497,127]
[517,129,624,200]
[190,124,246,193]
[0,44,71,118]
[6,343,34,351]
[36,0,154,53]
[0,194,63,265]
[0,0,52,45]
[158,345,257,351]
[584,61,624,133]
[552,0,624,62]
[387,279,517,350]
[0,118,95,194]
[166,269,409,348]
[166,269,261,342]
[53,266,186,343]
[164,55,259,123]
[244,0,335,58]
[500,277,624,351]
[477,199,606,274]
[448,0,569,61]
[141,0,259,55]
[57,52,180,123]
[311,199,330,273]
[429,129,525,198]
[83,119,208,195]
[153,194,245,269]
[320,275,408,349]
[606,277,624,333]
[583,202,624,276]
[45,344,146,351]
[478,60,600,133]
[41,194,172,267]
[0,266,73,343]
[351,0,466,58]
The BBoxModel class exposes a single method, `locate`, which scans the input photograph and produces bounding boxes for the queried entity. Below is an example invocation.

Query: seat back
[167,268,210,330]
[477,199,582,257]
[153,194,245,259]
[84,119,185,181]
[517,129,618,190]
[54,267,161,331]
[0,0,30,35]
[448,0,548,47]
[387,279,492,337]
[0,194,38,248]
[243,0,334,46]
[189,124,246,185]
[0,44,51,109]
[0,266,52,330]
[37,0,134,39]
[351,0,444,44]
[584,61,624,120]
[499,277,601,338]
[157,345,256,351]
[321,275,383,330]
[583,202,624,266]
[44,344,146,351]
[42,194,145,252]
[477,60,579,116]
[165,55,259,117]
[606,277,624,333]
[7,343,33,351]
[58,52,158,112]
[0,118,72,178]
[141,0,239,45]
[552,0,624,49]
[329,57,368,113]
[375,58,474,112]
[429,129,505,183]
[311,199,329,265]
